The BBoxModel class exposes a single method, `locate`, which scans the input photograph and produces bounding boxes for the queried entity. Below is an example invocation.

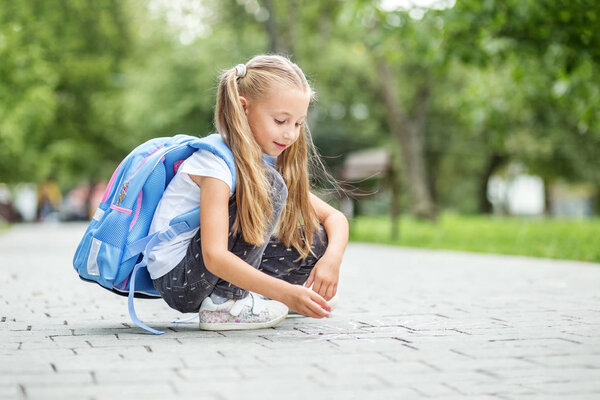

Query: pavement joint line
[449,348,475,359]
[18,384,26,398]
[419,359,443,372]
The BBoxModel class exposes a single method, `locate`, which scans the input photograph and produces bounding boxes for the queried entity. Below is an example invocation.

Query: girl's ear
[239,96,248,115]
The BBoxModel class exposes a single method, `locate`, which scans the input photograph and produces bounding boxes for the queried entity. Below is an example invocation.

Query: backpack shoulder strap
[188,133,237,194]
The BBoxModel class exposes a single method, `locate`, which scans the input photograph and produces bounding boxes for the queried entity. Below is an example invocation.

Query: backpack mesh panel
[94,207,130,247]
[127,162,167,245]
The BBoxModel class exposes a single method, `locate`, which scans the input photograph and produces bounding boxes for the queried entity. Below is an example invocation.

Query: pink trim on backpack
[120,276,129,290]
[102,161,124,203]
[129,192,143,231]
[131,145,164,178]
[110,205,132,214]
[173,159,184,174]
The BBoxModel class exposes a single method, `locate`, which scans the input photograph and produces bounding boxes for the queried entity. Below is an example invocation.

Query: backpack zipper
[114,142,190,207]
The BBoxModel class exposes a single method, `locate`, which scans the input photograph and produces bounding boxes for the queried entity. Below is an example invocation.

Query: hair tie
[235,64,247,78]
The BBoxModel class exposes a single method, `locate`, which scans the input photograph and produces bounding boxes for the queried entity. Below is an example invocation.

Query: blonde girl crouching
[147,54,349,330]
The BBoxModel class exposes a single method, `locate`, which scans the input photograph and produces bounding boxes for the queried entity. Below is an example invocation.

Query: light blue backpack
[73,133,237,335]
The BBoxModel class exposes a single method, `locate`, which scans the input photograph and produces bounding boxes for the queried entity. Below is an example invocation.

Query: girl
[147,54,348,330]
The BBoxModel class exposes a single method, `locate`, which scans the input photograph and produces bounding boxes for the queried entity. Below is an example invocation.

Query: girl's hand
[282,285,331,318]
[304,254,340,301]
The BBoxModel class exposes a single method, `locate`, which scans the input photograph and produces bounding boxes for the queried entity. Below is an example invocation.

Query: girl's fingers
[312,280,323,297]
[305,269,316,288]
[325,285,334,301]
[307,299,330,318]
[310,290,330,311]
[318,282,331,300]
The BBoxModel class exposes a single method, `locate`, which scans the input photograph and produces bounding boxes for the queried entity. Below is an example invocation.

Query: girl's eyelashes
[274,119,304,126]
[275,119,304,126]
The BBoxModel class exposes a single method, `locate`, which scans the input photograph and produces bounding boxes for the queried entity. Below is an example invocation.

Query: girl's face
[240,86,310,156]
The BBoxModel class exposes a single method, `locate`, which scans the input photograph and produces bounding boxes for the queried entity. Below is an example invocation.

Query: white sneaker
[198,293,288,331]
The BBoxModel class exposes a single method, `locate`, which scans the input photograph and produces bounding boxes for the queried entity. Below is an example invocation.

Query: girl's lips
[274,142,287,150]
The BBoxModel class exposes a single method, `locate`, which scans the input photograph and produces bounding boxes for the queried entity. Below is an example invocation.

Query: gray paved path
[1,223,600,399]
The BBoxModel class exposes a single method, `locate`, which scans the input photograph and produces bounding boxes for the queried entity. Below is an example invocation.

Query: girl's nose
[282,130,294,142]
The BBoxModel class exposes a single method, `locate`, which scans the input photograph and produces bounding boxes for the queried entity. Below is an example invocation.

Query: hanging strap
[127,217,201,335]
[127,260,164,335]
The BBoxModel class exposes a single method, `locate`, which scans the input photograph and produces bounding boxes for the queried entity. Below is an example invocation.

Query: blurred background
[1,0,599,261]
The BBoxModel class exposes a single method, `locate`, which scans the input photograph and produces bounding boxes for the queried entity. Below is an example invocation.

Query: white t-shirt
[146,149,233,279]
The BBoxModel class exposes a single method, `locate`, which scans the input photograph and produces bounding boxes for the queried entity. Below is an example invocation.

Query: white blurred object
[488,163,545,216]
[506,175,545,215]
[13,183,38,222]
[0,184,12,204]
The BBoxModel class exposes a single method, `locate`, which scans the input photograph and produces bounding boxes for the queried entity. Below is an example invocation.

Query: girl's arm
[304,192,349,300]
[191,175,331,318]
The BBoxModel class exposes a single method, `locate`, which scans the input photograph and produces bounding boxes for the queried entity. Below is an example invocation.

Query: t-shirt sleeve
[179,149,233,194]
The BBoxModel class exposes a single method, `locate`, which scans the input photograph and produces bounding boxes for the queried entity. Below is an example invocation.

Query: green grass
[0,220,8,234]
[349,214,600,263]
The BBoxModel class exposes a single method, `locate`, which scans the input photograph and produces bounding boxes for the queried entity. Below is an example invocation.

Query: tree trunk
[260,0,296,55]
[285,0,298,55]
[261,0,279,53]
[542,177,553,216]
[376,59,436,220]
[388,158,401,241]
[426,148,440,205]
[478,153,507,214]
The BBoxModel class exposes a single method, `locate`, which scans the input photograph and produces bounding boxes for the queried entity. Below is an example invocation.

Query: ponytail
[214,68,273,246]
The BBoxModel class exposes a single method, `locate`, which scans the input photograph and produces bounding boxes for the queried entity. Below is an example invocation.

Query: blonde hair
[214,54,320,259]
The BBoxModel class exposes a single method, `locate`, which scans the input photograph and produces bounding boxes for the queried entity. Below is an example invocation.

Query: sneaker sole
[198,311,288,331]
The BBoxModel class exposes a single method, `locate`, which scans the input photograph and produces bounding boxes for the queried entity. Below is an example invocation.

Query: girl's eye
[275,119,285,124]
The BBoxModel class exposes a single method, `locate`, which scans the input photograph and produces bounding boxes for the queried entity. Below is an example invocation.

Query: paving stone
[1,223,600,399]
[21,383,176,399]
[0,372,93,387]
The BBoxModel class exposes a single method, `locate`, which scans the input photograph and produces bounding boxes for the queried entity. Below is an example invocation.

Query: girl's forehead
[258,87,310,113]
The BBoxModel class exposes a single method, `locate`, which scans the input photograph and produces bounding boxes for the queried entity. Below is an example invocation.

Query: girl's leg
[258,226,329,286]
[152,166,288,313]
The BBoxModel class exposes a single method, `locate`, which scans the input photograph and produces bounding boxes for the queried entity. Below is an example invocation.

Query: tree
[355,4,446,220]
[444,0,600,212]
[0,0,132,188]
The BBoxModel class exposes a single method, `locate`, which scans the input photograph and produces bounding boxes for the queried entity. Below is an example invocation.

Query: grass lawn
[349,213,600,263]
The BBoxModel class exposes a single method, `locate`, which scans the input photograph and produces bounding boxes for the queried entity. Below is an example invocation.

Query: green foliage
[120,0,269,146]
[1,0,599,218]
[0,2,58,182]
[350,214,600,263]
[0,0,131,188]
[446,0,600,66]
[444,0,600,188]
